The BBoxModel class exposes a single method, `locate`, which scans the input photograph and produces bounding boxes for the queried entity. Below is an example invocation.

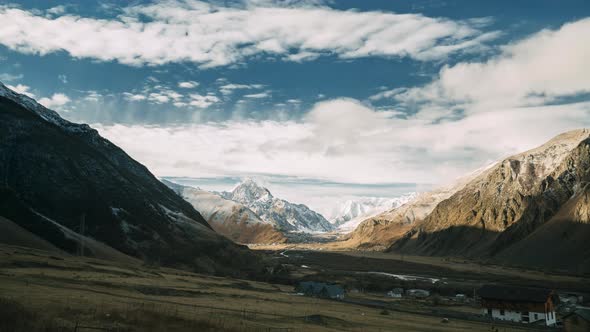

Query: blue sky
[1,0,589,212]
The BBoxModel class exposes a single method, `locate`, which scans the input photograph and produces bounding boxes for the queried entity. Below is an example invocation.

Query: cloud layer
[373,18,590,114]
[93,18,590,186]
[96,98,590,185]
[0,1,497,67]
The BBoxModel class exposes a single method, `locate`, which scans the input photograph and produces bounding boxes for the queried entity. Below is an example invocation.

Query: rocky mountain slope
[163,180,285,244]
[220,179,333,233]
[329,194,417,233]
[0,82,262,276]
[391,129,590,274]
[344,167,489,250]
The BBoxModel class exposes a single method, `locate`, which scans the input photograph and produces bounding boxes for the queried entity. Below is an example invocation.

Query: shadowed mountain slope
[0,82,262,276]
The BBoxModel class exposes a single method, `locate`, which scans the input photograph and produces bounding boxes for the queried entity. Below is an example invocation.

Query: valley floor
[251,243,590,291]
[0,244,550,332]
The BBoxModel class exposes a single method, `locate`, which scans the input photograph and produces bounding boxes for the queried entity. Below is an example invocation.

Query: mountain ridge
[0,81,263,276]
[389,129,590,273]
[220,179,334,233]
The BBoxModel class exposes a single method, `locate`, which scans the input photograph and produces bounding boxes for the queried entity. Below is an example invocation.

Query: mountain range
[0,82,262,276]
[348,129,590,274]
[2,79,588,275]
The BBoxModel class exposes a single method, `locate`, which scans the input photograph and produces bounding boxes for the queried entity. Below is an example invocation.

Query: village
[293,280,590,330]
[260,248,590,331]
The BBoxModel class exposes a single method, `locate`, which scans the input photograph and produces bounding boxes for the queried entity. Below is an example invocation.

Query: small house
[559,292,586,305]
[387,288,403,298]
[296,281,345,300]
[406,289,430,298]
[478,285,557,326]
[562,308,590,332]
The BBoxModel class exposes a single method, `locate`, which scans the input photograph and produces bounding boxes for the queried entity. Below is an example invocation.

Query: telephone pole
[78,213,86,257]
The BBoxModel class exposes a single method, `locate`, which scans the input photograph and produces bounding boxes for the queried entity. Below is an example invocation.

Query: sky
[1,0,589,214]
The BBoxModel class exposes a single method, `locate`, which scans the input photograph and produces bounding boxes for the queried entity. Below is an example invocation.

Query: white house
[387,288,403,298]
[478,285,557,326]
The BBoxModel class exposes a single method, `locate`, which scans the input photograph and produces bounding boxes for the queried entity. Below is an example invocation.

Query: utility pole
[79,213,86,257]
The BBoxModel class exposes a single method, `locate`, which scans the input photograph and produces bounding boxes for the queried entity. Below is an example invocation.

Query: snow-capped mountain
[329,194,417,232]
[220,179,333,233]
[162,180,285,244]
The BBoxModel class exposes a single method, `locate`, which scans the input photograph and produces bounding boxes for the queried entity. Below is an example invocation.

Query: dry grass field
[0,244,542,332]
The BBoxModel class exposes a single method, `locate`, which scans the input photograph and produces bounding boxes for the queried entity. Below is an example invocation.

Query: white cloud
[219,83,265,95]
[0,1,497,67]
[189,93,221,108]
[373,18,590,113]
[58,74,68,84]
[46,5,67,16]
[0,73,23,82]
[124,87,184,104]
[7,83,35,98]
[243,91,271,99]
[39,93,71,108]
[123,92,146,101]
[148,93,170,104]
[178,81,199,88]
[84,91,102,102]
[95,98,590,185]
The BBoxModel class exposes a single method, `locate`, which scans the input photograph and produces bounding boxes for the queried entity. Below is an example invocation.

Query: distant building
[387,288,403,298]
[562,308,590,332]
[406,289,430,298]
[455,294,467,302]
[296,281,345,300]
[559,292,586,305]
[478,285,557,326]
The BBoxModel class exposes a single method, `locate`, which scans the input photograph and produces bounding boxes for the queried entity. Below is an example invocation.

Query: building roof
[478,285,553,303]
[298,281,344,297]
[324,285,344,297]
[563,308,590,322]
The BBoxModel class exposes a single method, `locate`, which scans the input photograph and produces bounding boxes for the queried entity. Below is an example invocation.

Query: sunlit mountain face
[1,0,589,211]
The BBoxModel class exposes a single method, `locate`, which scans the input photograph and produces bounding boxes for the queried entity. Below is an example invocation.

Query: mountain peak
[231,178,273,202]
[220,178,333,232]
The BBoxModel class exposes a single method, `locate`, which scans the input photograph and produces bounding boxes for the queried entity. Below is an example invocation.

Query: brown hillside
[391,129,590,273]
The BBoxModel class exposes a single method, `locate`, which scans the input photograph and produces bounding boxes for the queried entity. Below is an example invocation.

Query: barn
[478,285,557,326]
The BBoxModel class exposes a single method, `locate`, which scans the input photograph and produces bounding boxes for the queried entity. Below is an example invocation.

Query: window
[500,309,505,315]
[534,313,538,320]
[487,309,492,316]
